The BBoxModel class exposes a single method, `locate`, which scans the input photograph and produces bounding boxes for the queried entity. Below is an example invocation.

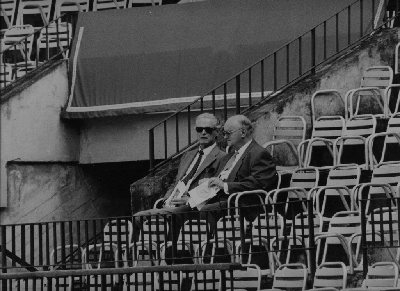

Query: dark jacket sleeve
[227,149,277,194]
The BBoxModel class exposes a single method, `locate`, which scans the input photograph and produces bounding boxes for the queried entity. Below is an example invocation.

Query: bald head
[223,115,253,150]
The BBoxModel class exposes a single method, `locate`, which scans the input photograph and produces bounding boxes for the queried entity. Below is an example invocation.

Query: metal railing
[148,0,399,171]
[359,197,400,276]
[0,200,316,276]
[0,13,75,93]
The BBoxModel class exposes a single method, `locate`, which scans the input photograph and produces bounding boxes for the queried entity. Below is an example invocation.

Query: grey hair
[227,115,253,135]
[196,113,220,128]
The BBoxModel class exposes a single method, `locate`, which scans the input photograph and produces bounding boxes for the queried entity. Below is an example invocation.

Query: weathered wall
[0,62,80,207]
[130,28,400,212]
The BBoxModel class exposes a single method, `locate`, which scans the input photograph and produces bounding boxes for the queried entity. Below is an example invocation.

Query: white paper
[188,180,218,209]
[164,181,188,207]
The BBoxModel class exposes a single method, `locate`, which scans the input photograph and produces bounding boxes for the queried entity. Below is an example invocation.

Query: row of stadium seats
[1,0,162,32]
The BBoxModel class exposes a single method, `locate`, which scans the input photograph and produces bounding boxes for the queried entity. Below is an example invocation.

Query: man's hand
[208,177,224,190]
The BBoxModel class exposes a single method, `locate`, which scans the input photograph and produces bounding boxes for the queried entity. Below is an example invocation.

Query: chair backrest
[311,90,346,123]
[290,212,323,243]
[313,262,347,290]
[225,264,261,291]
[343,115,377,138]
[128,0,162,6]
[272,116,306,148]
[36,21,72,59]
[93,0,127,11]
[199,239,234,264]
[0,0,17,27]
[363,262,399,288]
[327,211,361,239]
[2,25,35,62]
[54,0,89,18]
[360,66,393,92]
[272,263,307,290]
[290,167,319,191]
[326,164,361,189]
[16,0,51,26]
[311,116,345,141]
[369,132,400,168]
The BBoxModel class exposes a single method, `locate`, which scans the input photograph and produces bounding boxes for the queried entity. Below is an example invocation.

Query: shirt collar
[199,142,216,156]
[236,139,252,156]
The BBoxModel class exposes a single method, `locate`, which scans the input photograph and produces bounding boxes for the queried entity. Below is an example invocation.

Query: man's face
[223,121,243,149]
[196,117,217,148]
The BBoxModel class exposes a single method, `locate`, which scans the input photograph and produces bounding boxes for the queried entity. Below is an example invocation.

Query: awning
[63,0,376,118]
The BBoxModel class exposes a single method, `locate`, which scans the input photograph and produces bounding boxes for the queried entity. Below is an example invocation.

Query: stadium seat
[128,0,162,7]
[334,115,377,170]
[299,116,345,169]
[15,0,51,27]
[367,132,400,168]
[261,263,307,291]
[311,90,346,122]
[263,116,306,172]
[1,25,35,63]
[0,0,17,32]
[353,162,400,214]
[36,21,73,61]
[312,262,347,290]
[346,66,394,118]
[93,0,127,11]
[346,262,399,290]
[54,0,89,19]
[311,164,361,226]
[85,243,119,290]
[225,264,261,291]
[47,244,86,290]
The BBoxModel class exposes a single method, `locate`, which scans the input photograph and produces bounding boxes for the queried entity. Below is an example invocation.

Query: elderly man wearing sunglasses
[133,113,225,236]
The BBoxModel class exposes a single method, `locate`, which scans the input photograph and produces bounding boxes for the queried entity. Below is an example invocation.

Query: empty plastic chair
[54,0,89,19]
[93,0,127,11]
[313,262,347,290]
[16,0,51,27]
[261,263,307,291]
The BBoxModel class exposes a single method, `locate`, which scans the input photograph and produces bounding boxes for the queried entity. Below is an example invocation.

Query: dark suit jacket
[215,139,277,195]
[164,144,226,199]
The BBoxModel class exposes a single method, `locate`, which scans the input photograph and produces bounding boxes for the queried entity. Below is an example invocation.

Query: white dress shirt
[221,139,252,194]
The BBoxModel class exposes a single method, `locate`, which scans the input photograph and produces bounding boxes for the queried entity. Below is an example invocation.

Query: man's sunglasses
[195,127,216,134]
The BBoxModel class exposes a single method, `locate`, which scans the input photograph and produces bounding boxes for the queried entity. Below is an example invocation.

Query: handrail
[0,13,76,92]
[148,0,399,171]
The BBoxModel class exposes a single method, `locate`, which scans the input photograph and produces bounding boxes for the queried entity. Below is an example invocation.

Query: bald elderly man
[201,114,278,226]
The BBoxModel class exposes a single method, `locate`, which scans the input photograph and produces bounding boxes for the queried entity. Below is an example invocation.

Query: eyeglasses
[195,127,216,134]
[223,128,242,137]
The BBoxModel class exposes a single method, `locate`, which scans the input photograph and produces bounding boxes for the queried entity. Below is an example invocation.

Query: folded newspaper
[188,180,219,210]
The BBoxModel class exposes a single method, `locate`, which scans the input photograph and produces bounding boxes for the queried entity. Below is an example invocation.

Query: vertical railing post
[163,121,167,160]
[298,37,302,76]
[1,225,7,273]
[323,21,327,60]
[175,114,179,153]
[235,75,240,114]
[149,128,155,172]
[348,5,351,45]
[187,106,191,144]
[360,0,364,37]
[273,52,277,90]
[336,13,339,52]
[311,28,316,75]
[360,198,368,277]
[223,84,228,121]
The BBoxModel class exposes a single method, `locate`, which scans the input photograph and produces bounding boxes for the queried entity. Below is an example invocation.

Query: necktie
[218,151,238,180]
[182,150,204,185]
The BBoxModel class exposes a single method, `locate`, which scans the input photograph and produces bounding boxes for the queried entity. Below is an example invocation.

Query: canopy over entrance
[64,0,371,118]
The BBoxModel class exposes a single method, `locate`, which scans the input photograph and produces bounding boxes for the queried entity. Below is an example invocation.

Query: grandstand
[1,0,400,290]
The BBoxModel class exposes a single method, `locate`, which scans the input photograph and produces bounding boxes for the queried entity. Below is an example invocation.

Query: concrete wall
[0,62,80,207]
